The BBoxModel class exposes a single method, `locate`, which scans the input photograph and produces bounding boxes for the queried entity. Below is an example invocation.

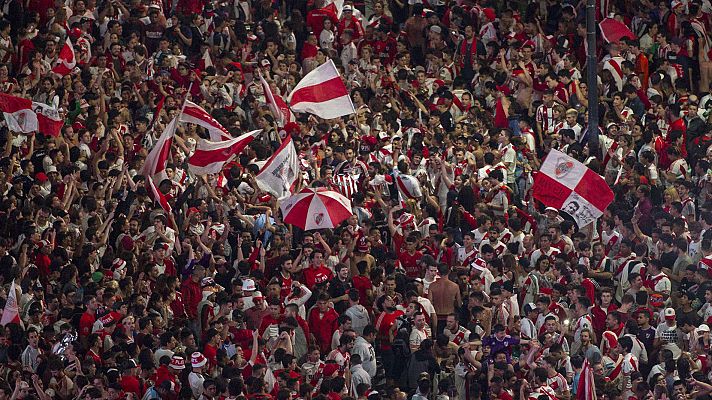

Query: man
[331,315,353,351]
[409,312,431,352]
[644,259,671,304]
[520,303,539,340]
[308,293,340,354]
[349,354,371,397]
[618,336,639,394]
[344,290,370,336]
[428,264,462,335]
[577,328,602,361]
[455,232,478,268]
[181,265,205,335]
[352,325,377,378]
[543,316,570,353]
[655,308,684,359]
[542,354,570,399]
[483,324,525,362]
[571,297,594,355]
[444,313,471,346]
[327,334,355,377]
[329,263,353,314]
[21,328,41,372]
[375,294,404,383]
[529,233,561,266]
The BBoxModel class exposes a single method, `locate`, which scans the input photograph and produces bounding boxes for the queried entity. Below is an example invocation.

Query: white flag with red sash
[52,37,76,76]
[180,100,232,141]
[147,175,172,213]
[140,116,178,181]
[0,93,63,136]
[0,280,22,327]
[576,358,596,400]
[532,149,614,228]
[188,130,261,175]
[255,135,301,199]
[287,59,355,119]
[259,74,293,127]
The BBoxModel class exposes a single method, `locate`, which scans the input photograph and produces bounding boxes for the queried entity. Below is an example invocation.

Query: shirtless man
[428,263,462,335]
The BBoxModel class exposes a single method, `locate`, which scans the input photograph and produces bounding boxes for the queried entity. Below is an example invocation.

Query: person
[349,353,371,397]
[428,264,462,334]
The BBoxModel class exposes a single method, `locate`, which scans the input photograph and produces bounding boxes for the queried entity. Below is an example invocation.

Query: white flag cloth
[255,135,301,200]
[180,100,232,141]
[52,37,76,76]
[532,149,614,228]
[259,74,294,127]
[287,59,355,119]
[188,130,261,175]
[140,117,178,181]
[0,280,21,326]
[0,93,63,136]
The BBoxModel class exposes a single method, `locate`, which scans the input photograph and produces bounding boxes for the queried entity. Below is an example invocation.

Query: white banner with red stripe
[180,100,232,141]
[0,93,63,136]
[187,130,261,175]
[287,59,355,120]
[259,74,293,127]
[140,117,178,181]
[532,149,614,228]
[147,175,172,213]
[255,135,301,199]
[52,37,76,76]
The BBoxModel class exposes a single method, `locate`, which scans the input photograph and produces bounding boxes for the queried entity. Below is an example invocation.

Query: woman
[661,186,680,213]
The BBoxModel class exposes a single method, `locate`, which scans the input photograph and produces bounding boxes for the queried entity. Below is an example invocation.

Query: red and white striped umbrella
[280,187,353,230]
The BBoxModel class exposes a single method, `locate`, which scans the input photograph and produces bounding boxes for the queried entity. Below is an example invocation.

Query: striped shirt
[536,104,556,134]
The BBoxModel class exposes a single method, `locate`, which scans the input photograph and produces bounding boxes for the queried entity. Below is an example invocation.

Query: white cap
[242,278,256,292]
[698,324,710,333]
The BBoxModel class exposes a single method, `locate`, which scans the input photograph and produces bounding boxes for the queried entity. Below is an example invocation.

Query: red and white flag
[199,48,214,70]
[180,100,232,141]
[52,37,76,76]
[255,135,301,199]
[140,116,178,181]
[0,93,63,136]
[0,280,22,327]
[533,149,614,228]
[147,175,172,213]
[576,358,596,400]
[287,59,355,119]
[188,130,261,175]
[259,74,293,127]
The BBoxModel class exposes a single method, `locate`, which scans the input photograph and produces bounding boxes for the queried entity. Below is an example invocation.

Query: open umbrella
[280,187,352,230]
[599,17,637,43]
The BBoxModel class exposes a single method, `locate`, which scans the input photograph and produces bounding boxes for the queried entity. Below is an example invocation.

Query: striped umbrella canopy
[280,187,353,230]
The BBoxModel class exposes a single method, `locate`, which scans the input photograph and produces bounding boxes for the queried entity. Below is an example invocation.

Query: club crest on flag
[555,158,575,178]
[314,213,324,225]
[284,202,293,212]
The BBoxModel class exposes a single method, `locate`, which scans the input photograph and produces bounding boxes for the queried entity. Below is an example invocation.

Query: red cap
[35,173,48,183]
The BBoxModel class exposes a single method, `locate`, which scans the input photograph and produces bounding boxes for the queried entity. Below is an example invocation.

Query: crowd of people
[5,0,712,399]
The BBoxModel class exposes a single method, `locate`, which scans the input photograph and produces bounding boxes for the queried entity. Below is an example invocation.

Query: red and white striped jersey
[536,104,556,134]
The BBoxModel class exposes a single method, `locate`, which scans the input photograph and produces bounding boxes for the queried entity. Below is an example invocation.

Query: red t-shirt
[79,311,95,338]
[375,310,404,350]
[398,250,423,278]
[352,276,372,307]
[303,265,334,288]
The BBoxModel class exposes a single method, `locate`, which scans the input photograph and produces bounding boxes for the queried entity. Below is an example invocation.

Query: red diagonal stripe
[289,77,348,105]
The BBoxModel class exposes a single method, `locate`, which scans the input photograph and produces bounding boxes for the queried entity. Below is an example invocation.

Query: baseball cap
[664,308,676,320]
[523,303,537,314]
[242,278,256,292]
[697,324,710,333]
